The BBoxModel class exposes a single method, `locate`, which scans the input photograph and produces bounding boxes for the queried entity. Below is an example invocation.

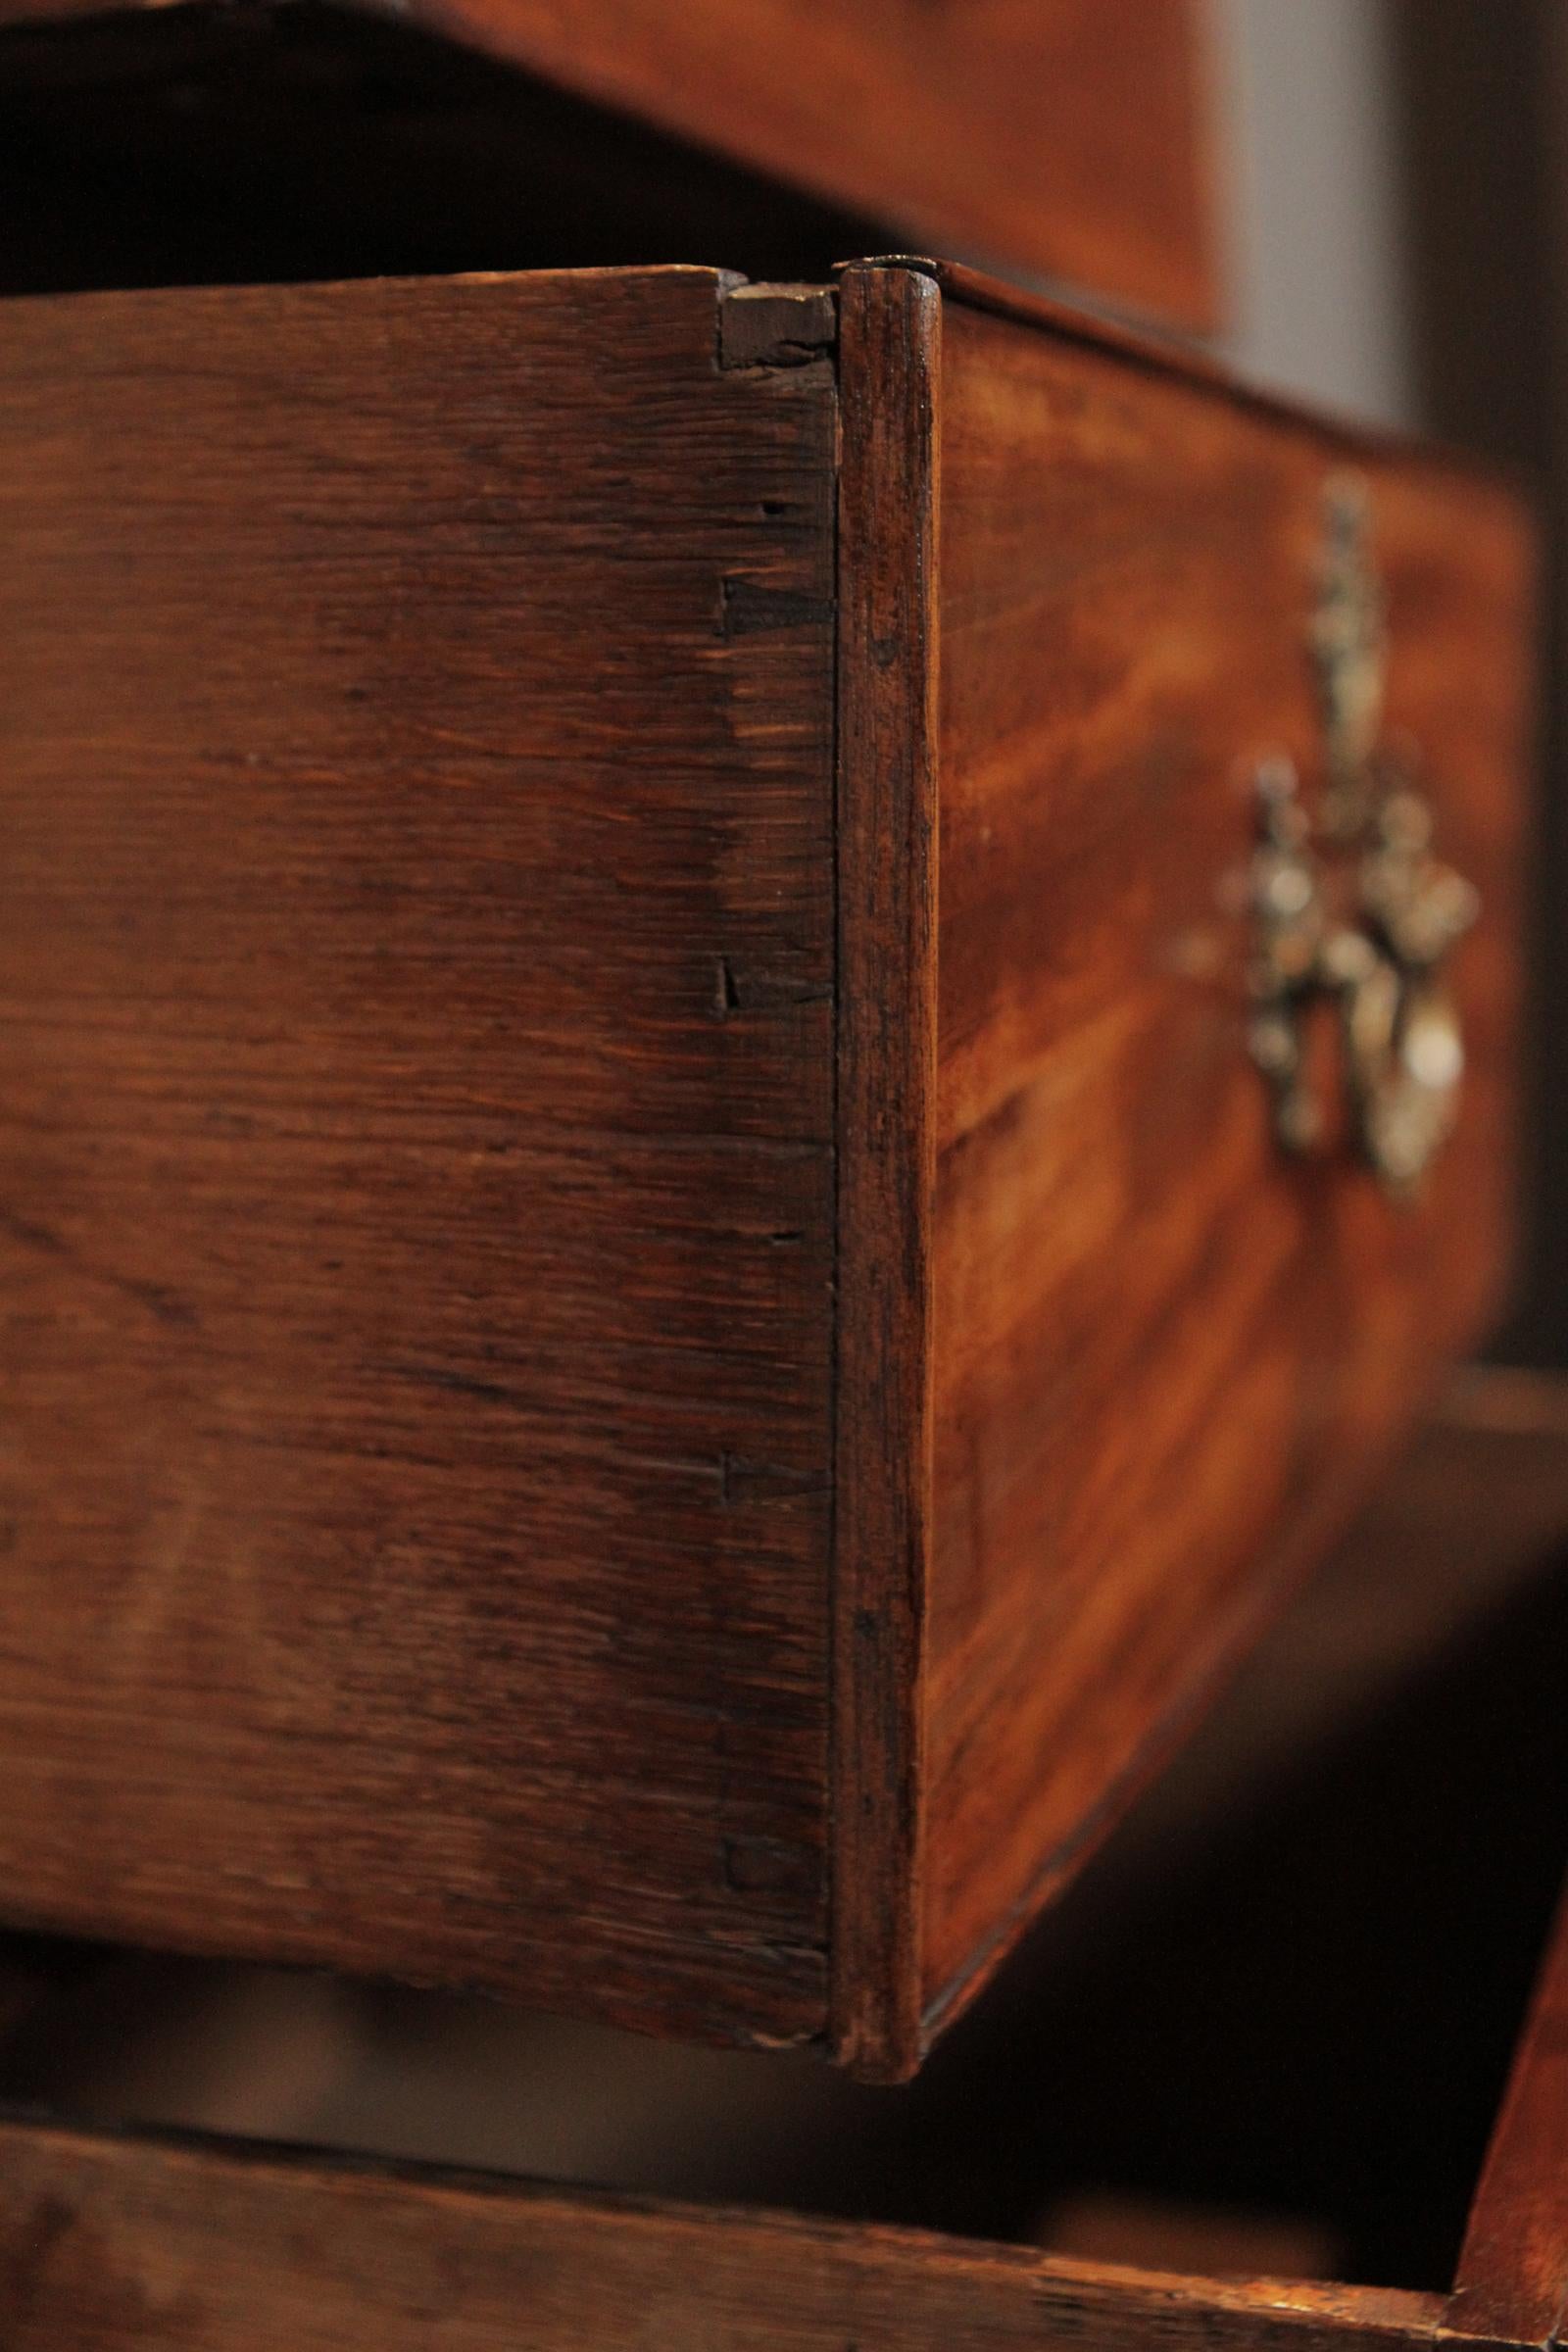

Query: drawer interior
[4,1499,1564,2306]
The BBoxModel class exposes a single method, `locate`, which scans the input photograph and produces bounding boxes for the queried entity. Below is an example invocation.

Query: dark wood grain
[0,267,837,2048]
[1448,1878,1568,2346]
[830,262,940,2081]
[0,2117,1451,2352]
[919,281,1534,2040]
[0,0,1220,329]
[0,255,1537,2077]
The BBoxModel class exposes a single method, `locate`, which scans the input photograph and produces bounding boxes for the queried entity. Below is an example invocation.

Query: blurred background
[1213,0,1566,1366]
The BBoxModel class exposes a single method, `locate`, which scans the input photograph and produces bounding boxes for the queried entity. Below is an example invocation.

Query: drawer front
[0,269,838,2046]
[834,264,1534,2071]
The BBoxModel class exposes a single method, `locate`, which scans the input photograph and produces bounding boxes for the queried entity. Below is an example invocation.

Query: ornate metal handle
[1247,478,1479,1198]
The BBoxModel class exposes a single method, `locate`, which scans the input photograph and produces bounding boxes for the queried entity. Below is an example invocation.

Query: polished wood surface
[0,258,1535,2075]
[0,2119,1449,2352]
[0,267,837,2047]
[919,279,1533,2038]
[0,0,1220,328]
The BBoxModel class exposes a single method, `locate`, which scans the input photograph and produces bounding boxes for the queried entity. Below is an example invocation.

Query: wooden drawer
[0,259,1533,2077]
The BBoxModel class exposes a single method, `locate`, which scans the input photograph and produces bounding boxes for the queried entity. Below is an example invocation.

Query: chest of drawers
[0,258,1532,2076]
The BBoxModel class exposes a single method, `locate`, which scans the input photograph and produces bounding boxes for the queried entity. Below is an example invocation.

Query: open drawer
[0,1399,1564,2347]
[0,257,1534,2078]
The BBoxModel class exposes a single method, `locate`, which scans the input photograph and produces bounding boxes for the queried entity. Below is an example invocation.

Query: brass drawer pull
[1249,478,1479,1194]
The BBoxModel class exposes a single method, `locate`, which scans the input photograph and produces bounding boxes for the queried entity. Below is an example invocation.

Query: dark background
[1384,0,1567,1364]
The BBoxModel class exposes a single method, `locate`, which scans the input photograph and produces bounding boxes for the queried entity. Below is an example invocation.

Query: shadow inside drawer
[0,0,879,296]
[4,1541,1566,2295]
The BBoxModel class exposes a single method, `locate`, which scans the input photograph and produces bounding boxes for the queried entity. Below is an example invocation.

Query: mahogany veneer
[838,261,1531,2071]
[0,259,1534,2076]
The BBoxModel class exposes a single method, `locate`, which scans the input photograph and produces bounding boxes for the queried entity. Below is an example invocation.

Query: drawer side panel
[0,267,837,2044]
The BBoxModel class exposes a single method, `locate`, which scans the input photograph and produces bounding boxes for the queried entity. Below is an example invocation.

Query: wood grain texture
[0,2117,1451,2352]
[830,262,940,2081]
[0,267,837,2047]
[0,255,1537,2078]
[0,0,1220,330]
[1448,1878,1568,2347]
[920,284,1534,2035]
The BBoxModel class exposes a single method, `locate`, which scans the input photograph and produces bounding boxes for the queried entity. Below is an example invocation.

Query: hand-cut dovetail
[718,283,837,370]
[712,956,743,1018]
[718,1454,827,1507]
[719,577,835,638]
